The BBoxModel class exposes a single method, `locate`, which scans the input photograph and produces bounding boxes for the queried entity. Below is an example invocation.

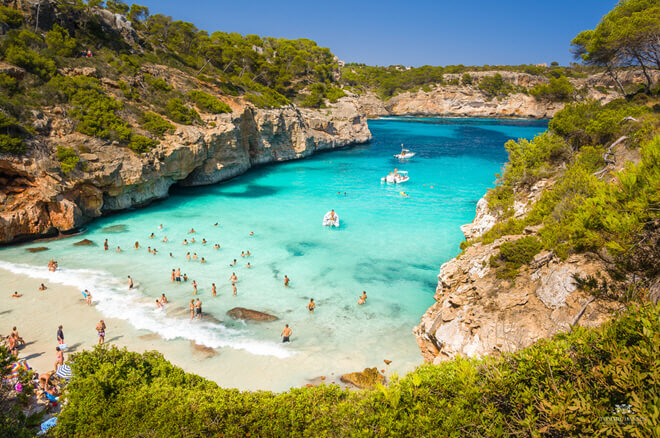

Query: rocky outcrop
[340,367,386,389]
[0,98,371,244]
[357,70,660,119]
[226,307,278,322]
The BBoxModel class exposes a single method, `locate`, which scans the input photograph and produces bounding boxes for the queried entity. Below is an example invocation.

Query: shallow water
[0,117,547,390]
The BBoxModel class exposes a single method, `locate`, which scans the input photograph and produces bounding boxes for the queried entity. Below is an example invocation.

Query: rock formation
[339,367,386,389]
[226,307,279,322]
[0,97,371,244]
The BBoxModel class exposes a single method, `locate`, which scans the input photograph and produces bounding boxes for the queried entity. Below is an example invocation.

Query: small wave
[0,261,293,358]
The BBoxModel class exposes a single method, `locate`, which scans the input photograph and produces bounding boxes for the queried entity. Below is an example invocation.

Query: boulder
[73,239,95,246]
[226,307,278,321]
[26,247,48,253]
[340,367,385,389]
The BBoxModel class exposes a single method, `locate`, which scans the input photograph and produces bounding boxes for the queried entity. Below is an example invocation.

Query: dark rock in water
[102,224,128,233]
[26,247,49,253]
[340,367,385,389]
[226,307,278,322]
[73,239,95,246]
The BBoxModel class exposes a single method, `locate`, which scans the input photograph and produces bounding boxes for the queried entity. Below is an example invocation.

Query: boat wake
[0,261,293,359]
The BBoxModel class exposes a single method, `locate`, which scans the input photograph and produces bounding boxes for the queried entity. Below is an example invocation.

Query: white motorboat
[322,210,340,227]
[394,144,415,159]
[381,170,409,184]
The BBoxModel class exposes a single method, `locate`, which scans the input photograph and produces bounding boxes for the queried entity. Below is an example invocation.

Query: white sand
[1,268,401,391]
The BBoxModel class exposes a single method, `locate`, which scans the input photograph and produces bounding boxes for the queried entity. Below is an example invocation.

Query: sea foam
[0,261,293,358]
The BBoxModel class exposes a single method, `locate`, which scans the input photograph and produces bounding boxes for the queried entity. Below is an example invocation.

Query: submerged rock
[340,367,385,389]
[73,239,95,246]
[102,225,128,233]
[226,307,278,321]
[25,247,48,253]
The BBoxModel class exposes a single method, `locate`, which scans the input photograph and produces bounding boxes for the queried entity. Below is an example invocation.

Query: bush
[461,73,473,85]
[492,236,542,278]
[325,86,346,103]
[0,73,19,94]
[127,134,157,153]
[49,76,131,141]
[51,304,660,437]
[140,112,175,138]
[3,45,56,79]
[45,23,77,57]
[0,112,26,155]
[144,73,173,91]
[56,145,80,174]
[165,98,199,124]
[478,73,513,97]
[0,5,23,28]
[530,75,574,101]
[187,89,232,114]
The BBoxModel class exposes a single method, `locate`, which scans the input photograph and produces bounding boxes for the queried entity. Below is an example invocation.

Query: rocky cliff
[357,70,659,119]
[0,96,371,244]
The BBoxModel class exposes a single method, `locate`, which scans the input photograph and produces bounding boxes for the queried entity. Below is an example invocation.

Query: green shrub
[479,73,513,97]
[3,45,56,79]
[139,112,175,138]
[0,73,19,94]
[127,134,157,153]
[300,83,325,108]
[165,97,199,124]
[117,80,138,100]
[52,304,660,437]
[492,236,542,278]
[530,75,574,101]
[187,89,232,113]
[49,76,131,141]
[0,112,26,154]
[325,86,346,103]
[461,73,473,85]
[0,5,23,28]
[144,73,173,91]
[56,145,80,174]
[45,23,77,57]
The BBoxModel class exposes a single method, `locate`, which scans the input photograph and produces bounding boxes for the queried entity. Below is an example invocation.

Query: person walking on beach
[128,276,134,289]
[281,324,292,343]
[83,289,92,306]
[189,299,195,320]
[96,320,106,344]
[307,298,315,313]
[57,325,64,345]
[195,299,202,319]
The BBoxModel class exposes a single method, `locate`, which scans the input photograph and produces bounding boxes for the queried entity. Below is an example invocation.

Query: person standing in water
[212,283,217,297]
[189,299,195,320]
[134,241,140,250]
[284,275,290,287]
[161,293,168,304]
[104,239,108,251]
[281,324,292,343]
[96,320,106,344]
[192,280,198,295]
[307,298,315,313]
[128,276,134,289]
[230,273,238,283]
[358,291,367,305]
[232,283,237,296]
[195,299,202,319]
[171,269,176,282]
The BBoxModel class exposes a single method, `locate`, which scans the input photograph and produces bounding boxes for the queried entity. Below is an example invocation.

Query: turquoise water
[0,117,547,386]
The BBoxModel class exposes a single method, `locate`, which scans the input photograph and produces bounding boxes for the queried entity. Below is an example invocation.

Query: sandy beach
[1,267,399,391]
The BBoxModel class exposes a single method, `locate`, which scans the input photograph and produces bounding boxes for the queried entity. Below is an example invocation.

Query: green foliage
[3,45,56,79]
[478,73,513,98]
[299,83,325,108]
[144,73,172,91]
[0,5,23,28]
[325,86,346,103]
[491,236,542,279]
[45,23,77,57]
[187,89,232,114]
[0,112,26,155]
[52,304,660,437]
[549,99,649,149]
[0,73,18,94]
[56,145,80,174]
[127,134,157,153]
[139,112,175,138]
[106,0,129,15]
[49,76,131,141]
[530,75,574,101]
[341,64,444,99]
[461,73,473,85]
[165,97,199,124]
[117,80,138,100]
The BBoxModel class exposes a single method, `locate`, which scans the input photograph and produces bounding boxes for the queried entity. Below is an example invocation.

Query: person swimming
[214,243,220,249]
[149,233,155,239]
[191,238,196,243]
[246,250,251,256]
[202,238,207,244]
[186,252,191,261]
[246,262,251,268]
[116,246,121,252]
[241,251,245,257]
[230,259,237,266]
[249,231,254,236]
[163,236,168,242]
[214,222,218,227]
[189,228,196,234]
[171,269,176,282]
[182,239,188,245]
[193,253,198,261]
[201,257,206,263]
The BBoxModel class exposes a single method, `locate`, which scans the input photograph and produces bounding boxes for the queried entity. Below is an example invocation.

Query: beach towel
[55,364,73,380]
[38,417,57,435]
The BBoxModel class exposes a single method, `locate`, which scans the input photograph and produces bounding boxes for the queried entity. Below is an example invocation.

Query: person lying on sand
[39,283,47,291]
[11,291,22,298]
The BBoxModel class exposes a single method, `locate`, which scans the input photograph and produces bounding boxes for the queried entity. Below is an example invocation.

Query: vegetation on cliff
[9,303,646,437]
[0,0,346,157]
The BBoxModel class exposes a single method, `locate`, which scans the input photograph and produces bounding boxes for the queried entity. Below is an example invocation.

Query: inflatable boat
[394,149,415,159]
[322,210,340,227]
[381,170,409,184]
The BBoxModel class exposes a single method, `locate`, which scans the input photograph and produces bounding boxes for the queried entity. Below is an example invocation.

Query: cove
[0,117,548,390]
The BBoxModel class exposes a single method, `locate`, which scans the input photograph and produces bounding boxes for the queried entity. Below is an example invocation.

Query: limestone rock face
[0,98,371,244]
[226,307,278,322]
[340,367,386,389]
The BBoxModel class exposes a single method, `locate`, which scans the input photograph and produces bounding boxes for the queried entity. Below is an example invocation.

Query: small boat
[322,210,340,227]
[394,144,415,160]
[381,170,409,184]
